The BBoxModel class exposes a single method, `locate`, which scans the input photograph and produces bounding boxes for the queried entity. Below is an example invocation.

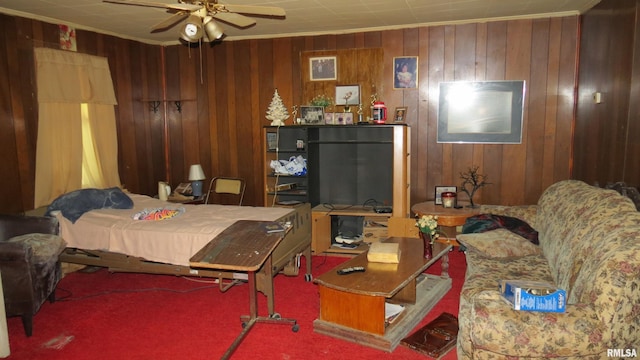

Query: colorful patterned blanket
[132,207,185,221]
[462,213,539,244]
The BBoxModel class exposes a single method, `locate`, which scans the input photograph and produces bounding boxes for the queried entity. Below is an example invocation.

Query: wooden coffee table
[313,238,452,352]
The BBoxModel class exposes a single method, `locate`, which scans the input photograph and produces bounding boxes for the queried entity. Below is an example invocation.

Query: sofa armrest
[0,241,32,262]
[0,214,58,241]
[469,292,606,357]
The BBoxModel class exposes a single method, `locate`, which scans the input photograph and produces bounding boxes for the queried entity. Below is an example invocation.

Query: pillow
[457,229,542,258]
[46,187,133,223]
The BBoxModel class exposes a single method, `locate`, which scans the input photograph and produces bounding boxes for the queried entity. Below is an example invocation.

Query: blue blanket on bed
[45,187,134,223]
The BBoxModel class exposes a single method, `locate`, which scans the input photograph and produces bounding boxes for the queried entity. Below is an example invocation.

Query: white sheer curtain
[33,48,121,208]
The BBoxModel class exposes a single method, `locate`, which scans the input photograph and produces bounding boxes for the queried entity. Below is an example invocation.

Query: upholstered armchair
[0,214,66,337]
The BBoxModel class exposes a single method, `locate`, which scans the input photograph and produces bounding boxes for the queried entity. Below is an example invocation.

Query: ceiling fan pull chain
[199,38,204,85]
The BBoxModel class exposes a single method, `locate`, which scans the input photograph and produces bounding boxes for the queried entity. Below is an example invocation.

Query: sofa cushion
[461,251,554,301]
[7,233,66,263]
[457,229,542,258]
[469,291,606,357]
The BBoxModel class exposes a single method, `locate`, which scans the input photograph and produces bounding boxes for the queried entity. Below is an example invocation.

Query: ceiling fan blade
[103,0,201,12]
[213,12,256,28]
[150,11,189,33]
[221,4,286,17]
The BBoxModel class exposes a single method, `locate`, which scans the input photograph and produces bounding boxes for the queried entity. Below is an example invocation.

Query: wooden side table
[411,201,480,227]
[411,201,481,244]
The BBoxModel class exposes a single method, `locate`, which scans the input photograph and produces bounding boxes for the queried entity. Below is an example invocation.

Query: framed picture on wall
[437,80,525,144]
[335,85,360,106]
[393,56,418,89]
[310,56,337,81]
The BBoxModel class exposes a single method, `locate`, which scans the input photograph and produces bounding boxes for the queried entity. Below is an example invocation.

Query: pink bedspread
[53,193,292,266]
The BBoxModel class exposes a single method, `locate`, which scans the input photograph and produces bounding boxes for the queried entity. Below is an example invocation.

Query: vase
[419,232,433,260]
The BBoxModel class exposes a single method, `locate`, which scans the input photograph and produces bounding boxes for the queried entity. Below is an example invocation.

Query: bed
[53,192,312,314]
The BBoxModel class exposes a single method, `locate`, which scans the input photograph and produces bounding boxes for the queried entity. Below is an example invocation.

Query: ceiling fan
[103,0,286,42]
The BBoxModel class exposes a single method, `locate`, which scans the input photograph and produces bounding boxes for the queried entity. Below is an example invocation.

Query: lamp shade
[203,16,224,41]
[180,15,203,42]
[188,164,206,181]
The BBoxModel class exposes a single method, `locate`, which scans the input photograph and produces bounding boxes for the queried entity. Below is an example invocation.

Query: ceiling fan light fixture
[180,14,203,42]
[203,16,224,41]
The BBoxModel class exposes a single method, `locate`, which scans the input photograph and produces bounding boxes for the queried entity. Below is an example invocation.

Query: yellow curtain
[33,48,120,208]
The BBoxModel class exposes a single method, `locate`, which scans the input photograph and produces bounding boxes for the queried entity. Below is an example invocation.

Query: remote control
[337,266,366,275]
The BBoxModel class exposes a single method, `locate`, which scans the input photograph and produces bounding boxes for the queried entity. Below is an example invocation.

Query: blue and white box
[500,280,566,313]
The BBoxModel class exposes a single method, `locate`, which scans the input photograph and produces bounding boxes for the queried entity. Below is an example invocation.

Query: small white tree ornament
[266,89,289,126]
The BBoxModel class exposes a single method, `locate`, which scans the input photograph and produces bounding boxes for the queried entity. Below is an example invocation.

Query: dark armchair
[0,214,66,337]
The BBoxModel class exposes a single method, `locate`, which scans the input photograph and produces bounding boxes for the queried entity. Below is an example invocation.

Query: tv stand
[263,125,410,254]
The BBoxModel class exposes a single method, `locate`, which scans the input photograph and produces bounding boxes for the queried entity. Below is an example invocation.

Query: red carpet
[5,250,465,359]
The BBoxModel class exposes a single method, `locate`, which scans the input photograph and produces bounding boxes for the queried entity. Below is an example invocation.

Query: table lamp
[189,164,206,197]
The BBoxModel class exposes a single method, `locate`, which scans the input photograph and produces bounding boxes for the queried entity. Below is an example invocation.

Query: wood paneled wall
[574,0,640,187]
[0,12,580,214]
[300,48,384,114]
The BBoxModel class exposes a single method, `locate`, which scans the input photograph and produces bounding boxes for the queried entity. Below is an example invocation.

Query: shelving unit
[263,126,309,207]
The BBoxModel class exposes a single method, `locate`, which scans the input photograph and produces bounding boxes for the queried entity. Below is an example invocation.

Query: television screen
[308,127,394,207]
[437,80,525,143]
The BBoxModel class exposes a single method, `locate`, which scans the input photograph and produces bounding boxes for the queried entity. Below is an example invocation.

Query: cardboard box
[367,242,400,263]
[500,280,566,312]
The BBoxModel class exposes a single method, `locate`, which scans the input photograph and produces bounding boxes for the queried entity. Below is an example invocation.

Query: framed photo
[394,107,407,122]
[435,186,457,205]
[335,85,361,106]
[324,112,353,125]
[393,56,418,89]
[299,106,325,124]
[310,56,337,81]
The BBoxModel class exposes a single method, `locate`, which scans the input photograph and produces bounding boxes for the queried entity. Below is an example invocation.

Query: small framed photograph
[299,106,325,124]
[310,56,337,81]
[324,112,336,124]
[393,56,418,89]
[394,107,407,122]
[324,112,354,125]
[335,85,361,106]
[435,186,457,205]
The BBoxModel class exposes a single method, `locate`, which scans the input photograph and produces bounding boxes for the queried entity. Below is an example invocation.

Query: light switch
[593,92,602,104]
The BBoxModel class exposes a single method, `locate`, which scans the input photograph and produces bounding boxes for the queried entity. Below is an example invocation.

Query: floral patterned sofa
[456,180,640,359]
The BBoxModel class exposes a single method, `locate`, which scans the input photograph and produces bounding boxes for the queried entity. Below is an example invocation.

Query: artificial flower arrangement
[416,214,440,244]
[310,94,333,108]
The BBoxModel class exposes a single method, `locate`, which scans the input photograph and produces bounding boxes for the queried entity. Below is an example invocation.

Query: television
[437,80,525,144]
[308,127,393,208]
